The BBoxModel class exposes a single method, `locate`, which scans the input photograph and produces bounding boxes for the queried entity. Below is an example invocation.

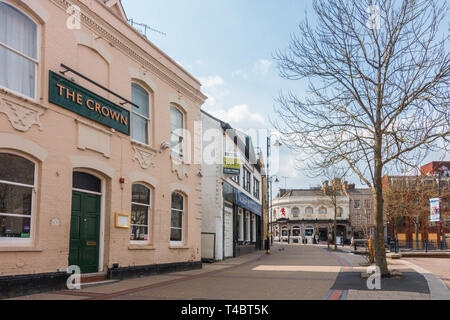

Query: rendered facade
[0,0,206,297]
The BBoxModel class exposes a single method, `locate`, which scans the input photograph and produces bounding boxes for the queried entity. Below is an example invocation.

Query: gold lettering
[66,89,76,102]
[76,93,83,105]
[101,106,110,117]
[86,99,95,110]
[120,114,128,126]
[56,84,65,96]
[95,103,101,114]
[109,110,120,122]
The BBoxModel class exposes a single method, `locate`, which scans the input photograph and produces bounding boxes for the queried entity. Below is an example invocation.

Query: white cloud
[207,104,266,129]
[199,75,225,89]
[199,75,229,108]
[231,68,249,80]
[253,59,272,76]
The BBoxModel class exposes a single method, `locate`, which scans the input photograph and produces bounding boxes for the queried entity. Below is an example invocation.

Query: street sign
[429,198,441,222]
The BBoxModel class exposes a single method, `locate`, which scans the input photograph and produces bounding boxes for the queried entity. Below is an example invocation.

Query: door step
[80,272,107,284]
[80,279,120,289]
[79,272,119,288]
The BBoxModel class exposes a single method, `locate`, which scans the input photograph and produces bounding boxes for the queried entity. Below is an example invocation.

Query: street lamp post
[266,135,281,249]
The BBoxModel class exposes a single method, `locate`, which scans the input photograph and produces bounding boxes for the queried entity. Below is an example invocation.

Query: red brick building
[383,161,450,246]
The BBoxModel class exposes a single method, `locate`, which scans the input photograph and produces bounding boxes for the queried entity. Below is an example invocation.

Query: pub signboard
[49,71,130,135]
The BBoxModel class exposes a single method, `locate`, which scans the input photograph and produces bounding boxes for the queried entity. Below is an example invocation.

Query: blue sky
[122,0,318,191]
[121,0,448,191]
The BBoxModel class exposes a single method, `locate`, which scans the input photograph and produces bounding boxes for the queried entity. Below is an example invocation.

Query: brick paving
[8,244,444,300]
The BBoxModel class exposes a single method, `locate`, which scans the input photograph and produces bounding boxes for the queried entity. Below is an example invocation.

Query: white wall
[201,112,224,260]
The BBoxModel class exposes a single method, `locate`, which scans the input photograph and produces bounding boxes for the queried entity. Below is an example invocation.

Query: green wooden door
[69,191,101,274]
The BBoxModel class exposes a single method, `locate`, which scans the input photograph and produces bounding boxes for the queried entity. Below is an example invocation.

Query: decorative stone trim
[171,158,189,180]
[132,145,156,169]
[0,93,46,132]
[0,132,48,161]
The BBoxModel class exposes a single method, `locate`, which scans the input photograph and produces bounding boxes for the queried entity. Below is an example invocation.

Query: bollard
[368,239,375,263]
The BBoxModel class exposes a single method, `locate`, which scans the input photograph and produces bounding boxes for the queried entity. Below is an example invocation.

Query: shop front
[235,190,262,256]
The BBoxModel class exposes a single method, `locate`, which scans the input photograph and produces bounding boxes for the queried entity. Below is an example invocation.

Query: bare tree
[273,0,449,275]
[322,168,348,250]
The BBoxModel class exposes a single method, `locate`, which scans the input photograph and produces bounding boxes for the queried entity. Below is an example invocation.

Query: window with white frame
[292,207,300,218]
[337,207,343,217]
[354,200,361,209]
[130,184,151,242]
[0,2,38,99]
[0,153,35,241]
[170,105,184,159]
[253,177,260,199]
[319,207,327,215]
[170,192,184,243]
[131,83,150,145]
[243,168,251,193]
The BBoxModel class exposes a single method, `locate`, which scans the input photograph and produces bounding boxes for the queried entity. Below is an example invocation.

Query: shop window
[293,228,300,237]
[245,212,251,242]
[0,2,38,99]
[238,209,244,241]
[252,215,256,242]
[0,153,35,241]
[130,184,151,242]
[131,83,151,145]
[170,192,184,243]
[170,105,184,159]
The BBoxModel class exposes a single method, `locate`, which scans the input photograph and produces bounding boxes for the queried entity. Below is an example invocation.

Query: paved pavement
[402,258,450,290]
[8,244,448,300]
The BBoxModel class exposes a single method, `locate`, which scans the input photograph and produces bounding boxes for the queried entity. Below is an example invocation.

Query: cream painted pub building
[0,0,206,298]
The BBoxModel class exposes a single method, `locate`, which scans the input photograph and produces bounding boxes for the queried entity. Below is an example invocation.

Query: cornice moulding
[50,0,207,105]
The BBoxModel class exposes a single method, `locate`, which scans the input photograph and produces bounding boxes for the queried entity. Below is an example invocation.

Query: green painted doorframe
[69,191,101,274]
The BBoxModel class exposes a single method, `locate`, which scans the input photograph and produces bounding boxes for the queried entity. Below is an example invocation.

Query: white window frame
[130,184,151,244]
[170,105,184,160]
[306,207,313,216]
[354,200,361,209]
[0,153,36,244]
[170,192,184,246]
[0,2,39,102]
[131,83,151,146]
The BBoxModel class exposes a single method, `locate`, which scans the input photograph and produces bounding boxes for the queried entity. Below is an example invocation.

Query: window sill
[0,247,43,252]
[131,140,158,153]
[128,245,156,251]
[169,245,189,249]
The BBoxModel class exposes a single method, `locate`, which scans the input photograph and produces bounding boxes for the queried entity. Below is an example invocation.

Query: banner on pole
[429,198,441,222]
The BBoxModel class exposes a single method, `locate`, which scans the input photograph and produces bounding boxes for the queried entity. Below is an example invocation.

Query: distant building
[270,179,351,245]
[382,161,450,245]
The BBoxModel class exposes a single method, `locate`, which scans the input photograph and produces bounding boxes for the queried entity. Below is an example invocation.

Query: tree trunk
[334,202,337,250]
[374,139,389,276]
